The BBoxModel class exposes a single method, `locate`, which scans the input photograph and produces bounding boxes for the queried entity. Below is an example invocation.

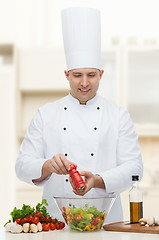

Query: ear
[99,70,104,79]
[64,70,69,80]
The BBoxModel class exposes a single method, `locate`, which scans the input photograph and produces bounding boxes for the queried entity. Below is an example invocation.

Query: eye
[88,74,96,77]
[73,74,81,77]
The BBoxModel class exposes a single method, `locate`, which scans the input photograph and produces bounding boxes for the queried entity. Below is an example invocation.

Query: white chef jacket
[15,93,143,224]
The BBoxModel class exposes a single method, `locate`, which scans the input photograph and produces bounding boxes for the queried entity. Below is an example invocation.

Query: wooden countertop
[1,225,159,240]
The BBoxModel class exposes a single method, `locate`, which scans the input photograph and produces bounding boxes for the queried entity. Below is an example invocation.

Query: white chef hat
[61,7,101,71]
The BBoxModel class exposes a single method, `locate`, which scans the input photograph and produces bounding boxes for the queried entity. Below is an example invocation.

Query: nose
[81,75,89,88]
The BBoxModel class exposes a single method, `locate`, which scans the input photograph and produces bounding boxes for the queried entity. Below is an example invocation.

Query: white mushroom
[16,224,23,233]
[147,216,155,226]
[5,222,14,232]
[10,222,22,233]
[22,223,30,233]
[154,216,159,225]
[37,222,42,232]
[139,218,147,225]
[30,224,38,233]
[140,221,146,226]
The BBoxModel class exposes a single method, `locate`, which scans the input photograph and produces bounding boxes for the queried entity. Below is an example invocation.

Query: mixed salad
[62,204,105,231]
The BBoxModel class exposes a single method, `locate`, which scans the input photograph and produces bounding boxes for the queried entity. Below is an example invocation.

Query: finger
[50,159,63,174]
[79,171,91,177]
[51,157,67,174]
[59,155,71,172]
[60,155,77,172]
[57,154,75,174]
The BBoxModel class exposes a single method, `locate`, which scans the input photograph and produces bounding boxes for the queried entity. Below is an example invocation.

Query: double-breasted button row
[63,127,97,131]
[62,105,67,133]
[65,153,94,157]
[63,103,98,186]
[64,106,100,110]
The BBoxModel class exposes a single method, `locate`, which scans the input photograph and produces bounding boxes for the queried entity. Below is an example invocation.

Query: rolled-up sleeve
[99,108,143,194]
[15,109,47,185]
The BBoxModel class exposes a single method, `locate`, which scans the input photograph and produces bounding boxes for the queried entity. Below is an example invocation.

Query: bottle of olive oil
[129,175,143,223]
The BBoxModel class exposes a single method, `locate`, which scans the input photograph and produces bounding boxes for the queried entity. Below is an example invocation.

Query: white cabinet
[99,46,121,105]
[100,45,159,136]
[122,46,159,136]
[18,48,69,90]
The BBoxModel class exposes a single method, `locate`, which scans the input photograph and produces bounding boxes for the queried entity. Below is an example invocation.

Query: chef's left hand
[69,171,105,196]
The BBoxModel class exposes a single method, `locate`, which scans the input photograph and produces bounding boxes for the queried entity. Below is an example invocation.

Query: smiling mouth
[79,89,90,93]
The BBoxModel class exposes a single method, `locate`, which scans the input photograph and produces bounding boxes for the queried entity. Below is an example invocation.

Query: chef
[15,7,143,224]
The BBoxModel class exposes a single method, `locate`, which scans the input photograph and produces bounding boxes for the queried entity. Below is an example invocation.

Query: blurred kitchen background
[0,0,159,225]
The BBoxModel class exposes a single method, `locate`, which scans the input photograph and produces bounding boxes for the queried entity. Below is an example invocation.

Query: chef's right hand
[44,153,75,175]
[33,154,75,183]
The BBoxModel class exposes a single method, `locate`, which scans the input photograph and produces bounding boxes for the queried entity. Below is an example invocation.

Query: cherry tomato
[51,218,57,224]
[95,216,102,223]
[34,212,42,217]
[45,216,52,223]
[50,222,56,230]
[43,224,50,231]
[29,215,33,222]
[32,216,39,224]
[21,217,27,224]
[40,217,45,222]
[55,222,60,230]
[26,218,31,223]
[15,218,21,224]
[90,218,98,226]
[25,215,33,223]
[74,214,82,222]
[60,222,65,229]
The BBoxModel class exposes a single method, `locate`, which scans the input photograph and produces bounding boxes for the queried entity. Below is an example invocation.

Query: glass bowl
[54,194,116,232]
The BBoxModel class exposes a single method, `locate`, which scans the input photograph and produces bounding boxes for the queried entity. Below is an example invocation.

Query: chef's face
[64,68,104,105]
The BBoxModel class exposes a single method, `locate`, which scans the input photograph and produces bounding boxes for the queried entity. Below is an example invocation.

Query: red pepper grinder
[69,164,86,192]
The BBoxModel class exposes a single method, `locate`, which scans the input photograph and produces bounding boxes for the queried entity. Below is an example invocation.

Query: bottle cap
[132,175,139,181]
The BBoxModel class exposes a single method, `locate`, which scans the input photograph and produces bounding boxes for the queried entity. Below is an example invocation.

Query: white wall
[0,68,16,224]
